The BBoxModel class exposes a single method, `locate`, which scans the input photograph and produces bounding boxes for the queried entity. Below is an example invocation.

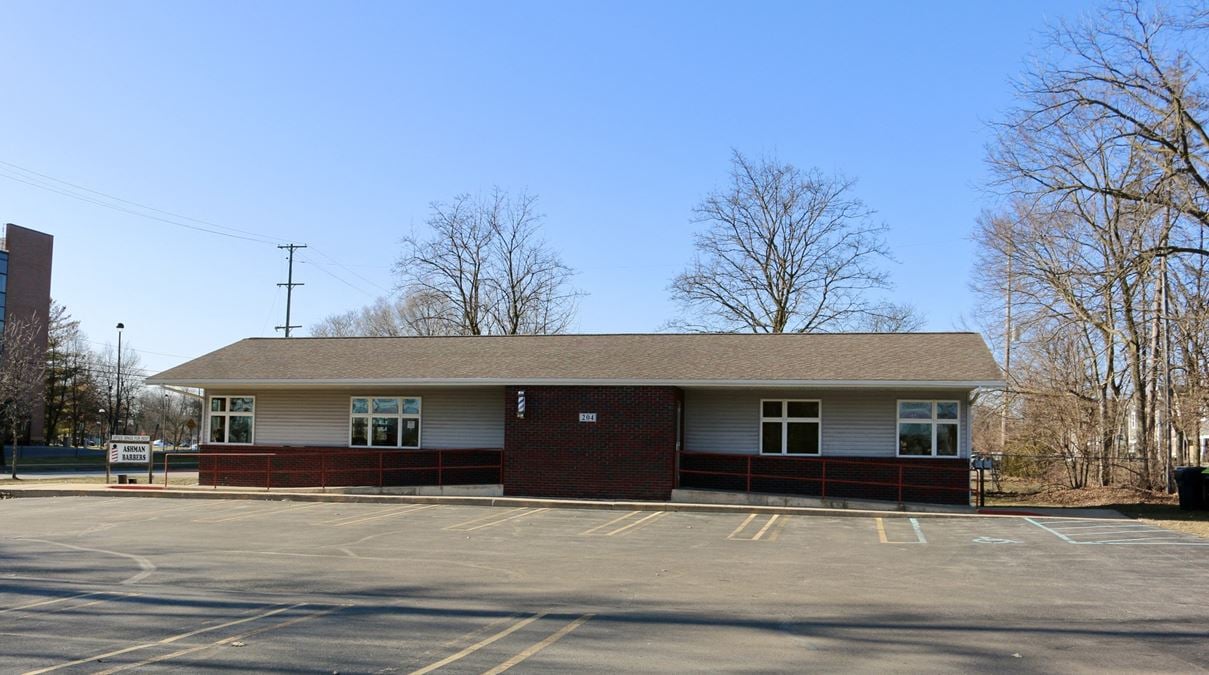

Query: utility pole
[1160,243,1174,491]
[1001,246,1012,456]
[276,244,306,338]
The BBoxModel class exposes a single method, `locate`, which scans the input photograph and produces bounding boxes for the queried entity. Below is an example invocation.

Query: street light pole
[114,323,124,434]
[152,391,167,483]
[100,407,109,484]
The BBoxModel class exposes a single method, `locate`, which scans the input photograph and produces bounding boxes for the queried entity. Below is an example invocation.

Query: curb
[0,485,1132,521]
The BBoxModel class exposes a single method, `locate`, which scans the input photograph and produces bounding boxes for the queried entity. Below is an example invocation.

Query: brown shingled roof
[147,333,1002,388]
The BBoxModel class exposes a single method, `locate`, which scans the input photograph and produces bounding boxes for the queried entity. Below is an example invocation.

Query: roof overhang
[146,377,1006,390]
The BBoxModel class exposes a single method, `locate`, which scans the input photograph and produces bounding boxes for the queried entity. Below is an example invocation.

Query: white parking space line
[482,613,594,675]
[1070,537,1193,545]
[409,612,547,675]
[875,517,926,544]
[445,507,548,532]
[0,591,113,616]
[195,502,326,523]
[1023,519,1079,543]
[753,514,781,540]
[1039,520,1121,527]
[1050,525,1154,534]
[727,514,784,541]
[92,605,343,674]
[1026,518,1209,545]
[123,502,219,519]
[726,514,758,540]
[1063,528,1164,538]
[324,504,438,527]
[583,511,640,536]
[21,603,303,674]
[601,511,666,536]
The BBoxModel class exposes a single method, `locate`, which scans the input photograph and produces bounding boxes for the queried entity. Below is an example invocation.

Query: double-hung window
[350,397,421,448]
[209,396,254,444]
[897,400,959,457]
[760,400,821,454]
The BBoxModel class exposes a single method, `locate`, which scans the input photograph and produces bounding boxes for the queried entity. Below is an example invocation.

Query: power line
[299,255,378,298]
[310,247,392,294]
[0,158,392,307]
[262,284,284,335]
[0,159,281,244]
[81,338,194,360]
[0,167,278,245]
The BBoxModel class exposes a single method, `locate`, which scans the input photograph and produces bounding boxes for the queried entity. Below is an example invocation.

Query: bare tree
[484,191,578,334]
[669,151,898,333]
[131,389,199,446]
[972,196,1168,488]
[43,300,92,445]
[982,0,1209,492]
[310,292,456,337]
[394,189,579,335]
[0,317,48,478]
[991,0,1209,258]
[93,343,143,436]
[855,303,927,333]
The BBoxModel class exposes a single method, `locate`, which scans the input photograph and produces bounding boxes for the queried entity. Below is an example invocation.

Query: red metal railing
[678,450,971,503]
[165,448,502,490]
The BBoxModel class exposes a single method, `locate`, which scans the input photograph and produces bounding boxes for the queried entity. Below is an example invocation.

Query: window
[897,400,959,457]
[760,400,820,455]
[209,396,254,444]
[350,396,421,448]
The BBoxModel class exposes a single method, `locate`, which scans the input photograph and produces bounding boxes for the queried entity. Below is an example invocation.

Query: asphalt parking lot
[1,496,1207,673]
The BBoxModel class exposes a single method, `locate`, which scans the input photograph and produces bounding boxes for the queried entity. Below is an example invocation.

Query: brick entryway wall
[503,386,681,500]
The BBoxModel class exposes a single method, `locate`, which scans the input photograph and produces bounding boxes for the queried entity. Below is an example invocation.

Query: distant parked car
[152,439,167,448]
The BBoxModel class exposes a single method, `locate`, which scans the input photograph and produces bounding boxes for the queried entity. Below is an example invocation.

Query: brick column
[503,386,681,500]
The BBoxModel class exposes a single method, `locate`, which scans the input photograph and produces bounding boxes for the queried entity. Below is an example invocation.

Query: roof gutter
[145,376,1006,390]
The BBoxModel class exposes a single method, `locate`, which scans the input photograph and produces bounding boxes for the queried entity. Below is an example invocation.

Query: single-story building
[147,332,1003,505]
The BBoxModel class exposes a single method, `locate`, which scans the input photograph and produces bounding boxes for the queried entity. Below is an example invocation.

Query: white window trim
[896,399,961,458]
[348,396,423,449]
[207,395,255,445]
[759,399,822,455]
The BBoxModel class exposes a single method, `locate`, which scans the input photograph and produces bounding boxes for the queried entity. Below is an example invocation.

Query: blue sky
[0,0,1091,376]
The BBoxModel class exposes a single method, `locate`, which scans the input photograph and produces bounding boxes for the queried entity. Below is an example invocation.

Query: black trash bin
[1175,467,1206,510]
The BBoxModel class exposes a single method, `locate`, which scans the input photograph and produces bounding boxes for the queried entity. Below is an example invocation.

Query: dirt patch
[986,477,1175,507]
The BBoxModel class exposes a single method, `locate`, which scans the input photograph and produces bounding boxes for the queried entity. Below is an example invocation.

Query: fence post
[213,456,218,489]
[321,453,327,492]
[746,456,752,493]
[897,465,903,503]
[379,452,384,488]
[162,454,169,488]
[821,460,826,499]
[266,455,272,491]
[438,450,444,487]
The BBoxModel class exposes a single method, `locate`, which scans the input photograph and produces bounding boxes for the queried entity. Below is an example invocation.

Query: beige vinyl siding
[684,388,973,458]
[206,387,504,448]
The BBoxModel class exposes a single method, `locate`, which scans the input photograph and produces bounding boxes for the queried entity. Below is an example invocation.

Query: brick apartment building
[1,223,54,443]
